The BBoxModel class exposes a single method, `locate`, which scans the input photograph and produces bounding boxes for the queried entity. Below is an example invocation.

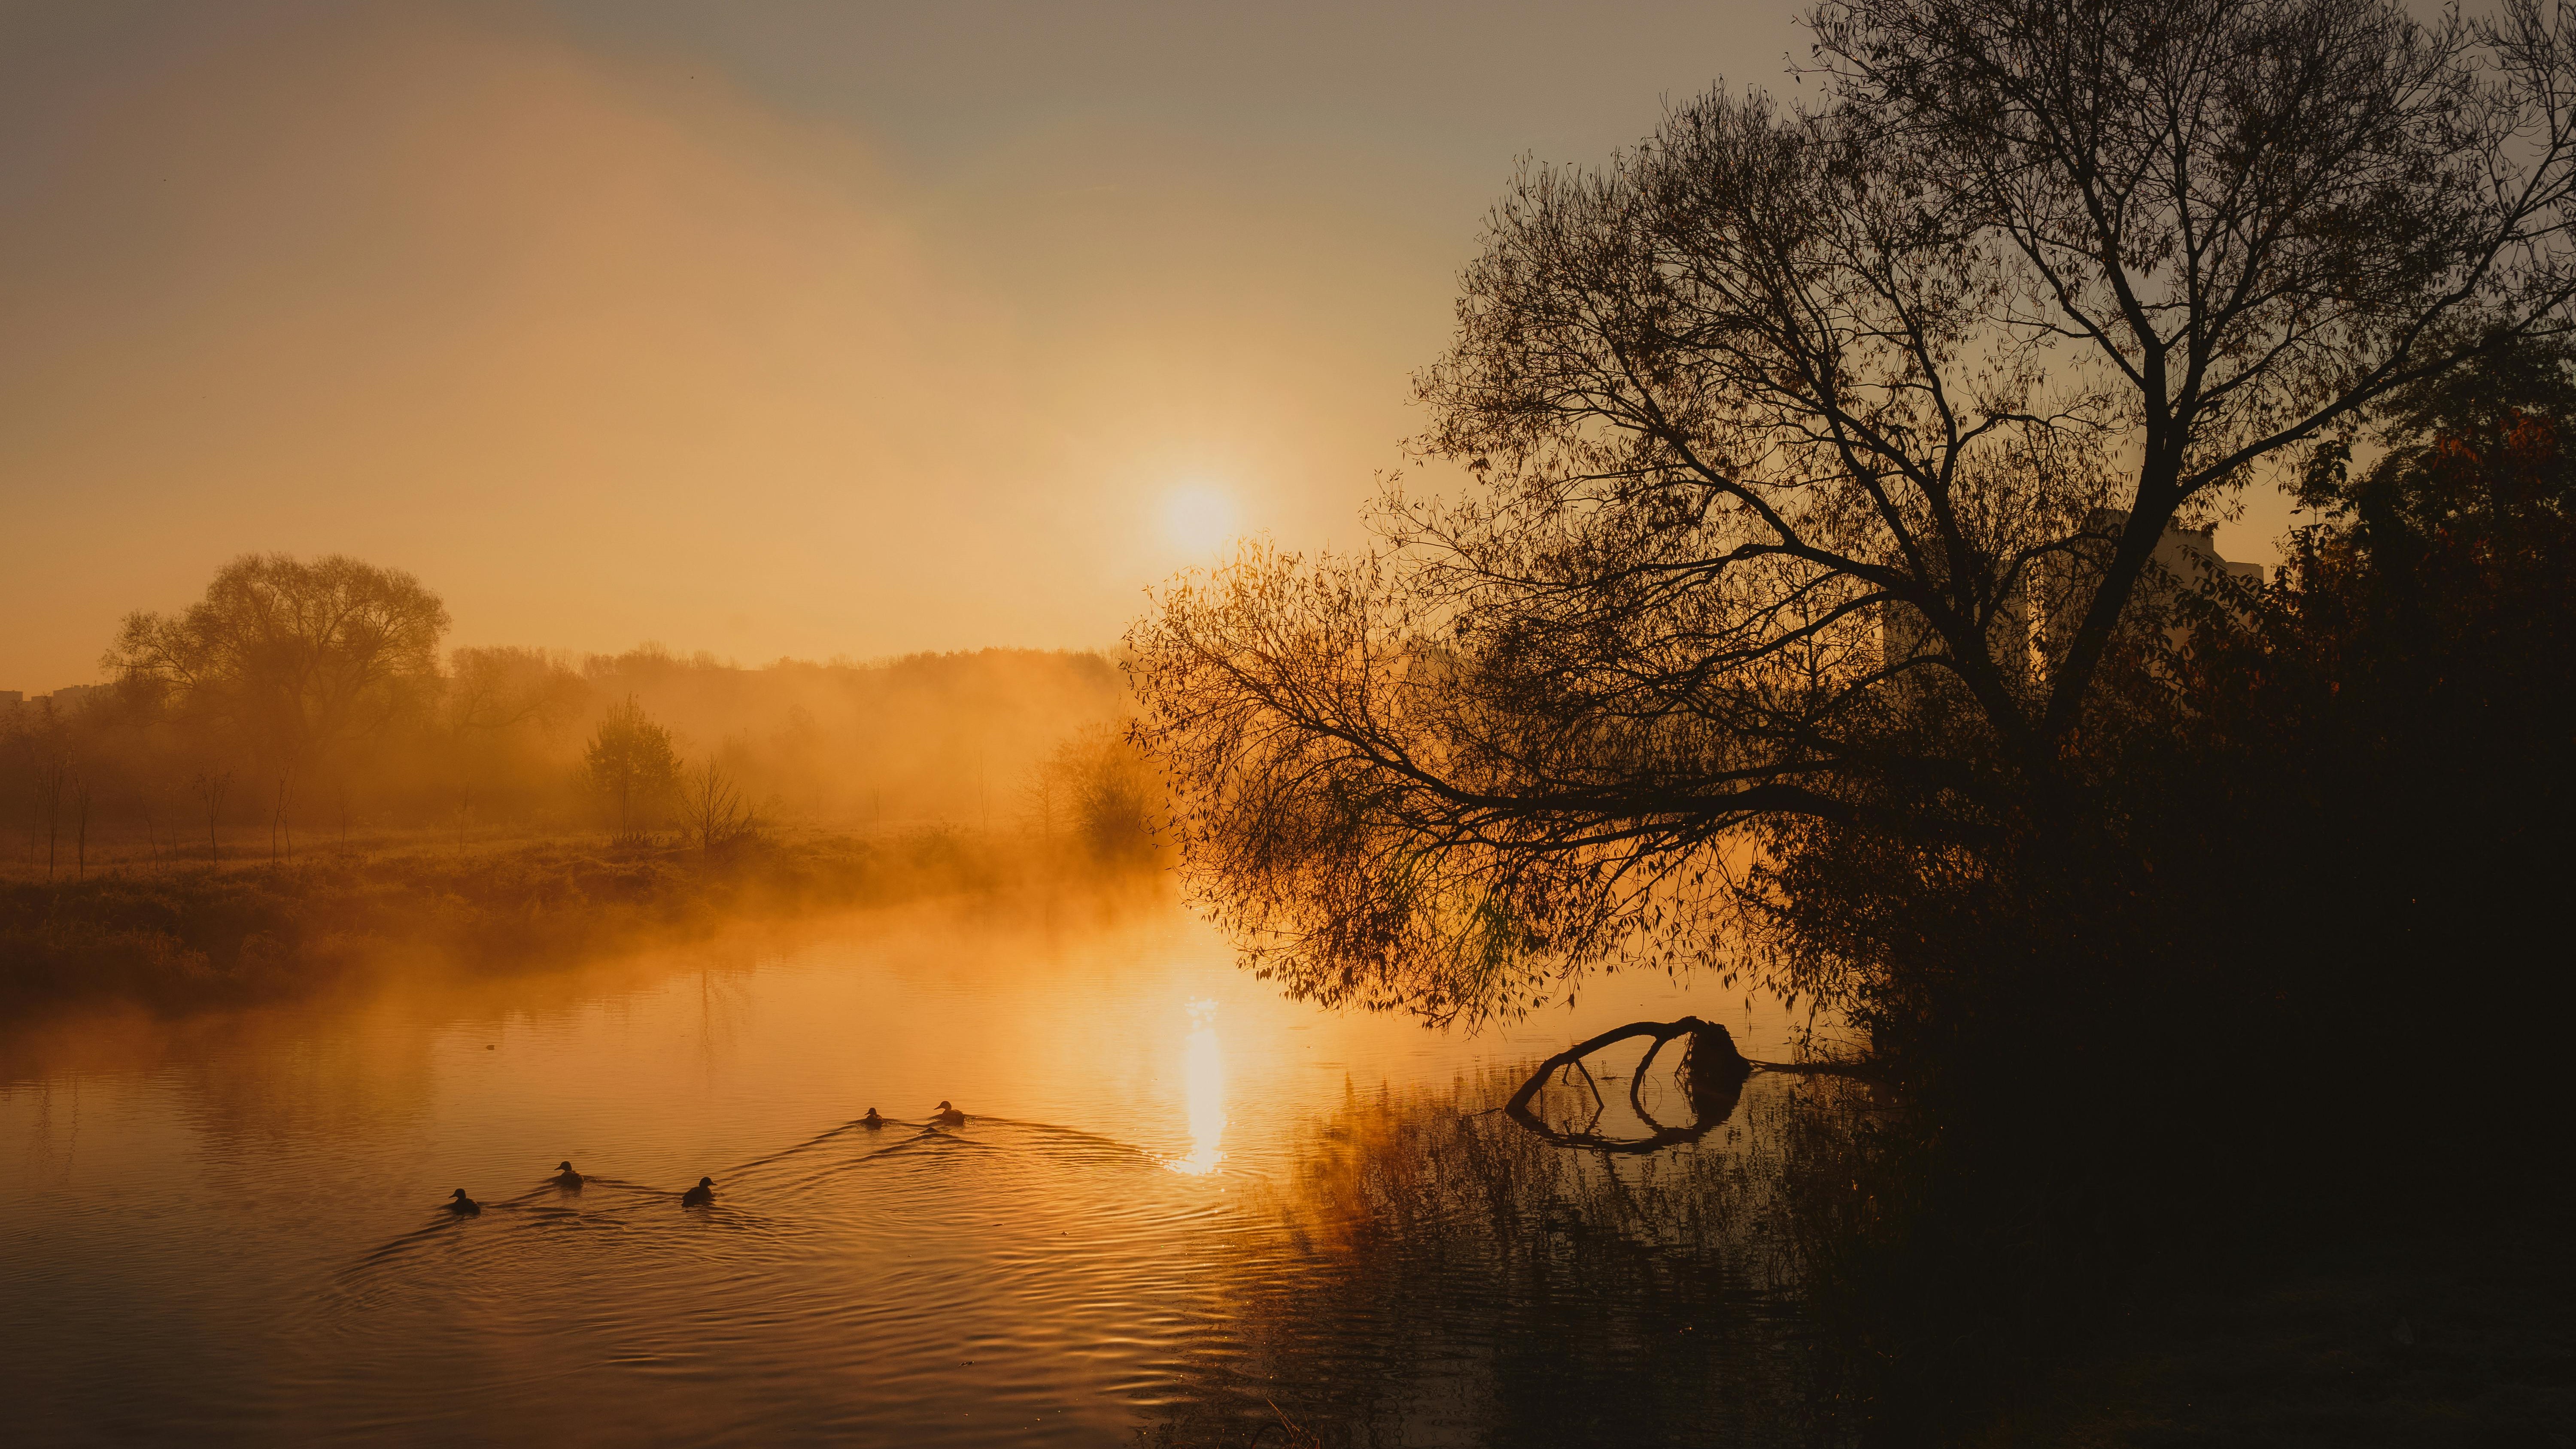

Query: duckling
[680,1176,715,1207]
[931,1100,967,1126]
[552,1160,583,1190]
[445,1188,481,1215]
[860,1109,885,1129]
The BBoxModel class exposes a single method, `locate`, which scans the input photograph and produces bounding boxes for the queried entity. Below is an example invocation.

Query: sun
[1159,483,1241,556]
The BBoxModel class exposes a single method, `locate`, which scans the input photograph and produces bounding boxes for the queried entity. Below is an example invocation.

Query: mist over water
[3,900,1829,1446]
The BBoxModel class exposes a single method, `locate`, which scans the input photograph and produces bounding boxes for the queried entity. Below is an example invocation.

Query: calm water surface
[3,896,1838,1446]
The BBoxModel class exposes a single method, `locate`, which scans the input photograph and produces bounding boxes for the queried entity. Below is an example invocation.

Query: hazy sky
[0,1,2290,691]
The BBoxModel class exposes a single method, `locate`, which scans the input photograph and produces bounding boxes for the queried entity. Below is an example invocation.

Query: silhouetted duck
[860,1109,885,1129]
[445,1189,481,1215]
[680,1176,715,1207]
[552,1161,583,1190]
[931,1100,967,1126]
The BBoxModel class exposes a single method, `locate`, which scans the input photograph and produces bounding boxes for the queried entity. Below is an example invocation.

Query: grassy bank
[0,828,1139,1014]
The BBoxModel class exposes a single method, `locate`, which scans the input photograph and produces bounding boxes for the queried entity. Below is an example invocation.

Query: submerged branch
[1502,1017,1754,1153]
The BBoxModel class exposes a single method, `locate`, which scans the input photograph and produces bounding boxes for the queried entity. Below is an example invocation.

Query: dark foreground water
[2,897,1850,1446]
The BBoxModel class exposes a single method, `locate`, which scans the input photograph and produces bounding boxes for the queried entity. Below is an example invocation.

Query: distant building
[2031,510,2264,677]
[0,683,113,725]
[1882,510,2265,692]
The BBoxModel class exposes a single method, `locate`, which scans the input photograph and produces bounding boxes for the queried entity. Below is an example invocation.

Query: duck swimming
[860,1109,885,1129]
[552,1161,583,1190]
[680,1176,715,1207]
[445,1189,481,1215]
[931,1100,967,1126]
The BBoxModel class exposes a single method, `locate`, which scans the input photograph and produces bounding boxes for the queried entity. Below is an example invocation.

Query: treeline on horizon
[0,559,1173,1012]
[1,560,1149,873]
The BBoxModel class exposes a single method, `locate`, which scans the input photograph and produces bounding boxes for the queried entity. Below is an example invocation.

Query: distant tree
[583,697,679,844]
[36,756,66,880]
[106,554,449,786]
[72,769,91,879]
[439,647,590,826]
[1016,762,1064,841]
[191,769,231,866]
[1037,724,1160,863]
[444,647,587,735]
[1128,0,2576,1024]
[2298,333,2576,569]
[678,756,759,853]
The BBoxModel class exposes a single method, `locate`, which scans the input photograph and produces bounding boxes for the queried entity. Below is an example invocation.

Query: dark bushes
[1738,348,2576,1437]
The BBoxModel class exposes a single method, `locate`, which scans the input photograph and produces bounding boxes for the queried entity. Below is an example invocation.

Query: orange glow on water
[0,899,1832,1441]
[1173,997,1227,1176]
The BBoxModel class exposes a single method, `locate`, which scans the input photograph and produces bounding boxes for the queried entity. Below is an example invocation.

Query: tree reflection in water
[1137,1052,1877,1449]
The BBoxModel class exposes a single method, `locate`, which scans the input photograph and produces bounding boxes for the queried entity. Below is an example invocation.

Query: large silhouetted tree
[1128,0,2576,1024]
[106,553,449,784]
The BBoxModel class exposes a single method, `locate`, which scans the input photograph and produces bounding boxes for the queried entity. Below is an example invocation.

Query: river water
[2,895,1845,1446]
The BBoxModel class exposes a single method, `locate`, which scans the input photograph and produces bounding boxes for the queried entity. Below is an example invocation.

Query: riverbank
[0,828,1150,1014]
[1756,1059,2576,1446]
[1996,1213,2576,1446]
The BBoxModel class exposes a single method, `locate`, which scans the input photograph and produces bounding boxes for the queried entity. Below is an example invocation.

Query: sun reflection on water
[1173,997,1226,1176]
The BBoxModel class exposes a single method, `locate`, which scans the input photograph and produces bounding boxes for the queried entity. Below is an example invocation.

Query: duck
[445,1188,481,1215]
[860,1109,885,1129]
[680,1176,716,1207]
[552,1160,583,1190]
[931,1100,968,1126]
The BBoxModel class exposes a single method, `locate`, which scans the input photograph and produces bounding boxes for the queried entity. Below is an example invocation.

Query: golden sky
[0,0,2281,691]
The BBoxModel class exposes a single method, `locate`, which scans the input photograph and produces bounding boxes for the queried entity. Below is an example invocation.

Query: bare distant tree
[1128,0,2576,1023]
[72,770,91,879]
[1016,761,1064,841]
[192,769,232,866]
[444,647,586,734]
[37,757,66,881]
[679,756,759,853]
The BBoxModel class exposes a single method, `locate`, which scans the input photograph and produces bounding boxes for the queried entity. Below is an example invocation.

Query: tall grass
[1137,1066,1870,1448]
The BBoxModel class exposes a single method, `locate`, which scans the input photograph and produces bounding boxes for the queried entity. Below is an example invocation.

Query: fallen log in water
[1501,1016,1753,1153]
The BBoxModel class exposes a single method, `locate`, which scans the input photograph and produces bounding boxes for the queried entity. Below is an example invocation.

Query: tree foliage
[1128,0,2576,1024]
[1030,723,1162,863]
[106,553,448,777]
[583,696,680,843]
